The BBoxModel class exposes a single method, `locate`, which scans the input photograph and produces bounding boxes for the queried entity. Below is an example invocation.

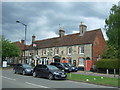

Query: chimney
[79,22,87,36]
[59,28,65,37]
[21,40,25,45]
[32,35,36,43]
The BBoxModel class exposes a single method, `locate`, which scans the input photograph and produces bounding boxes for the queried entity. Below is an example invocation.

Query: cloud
[2,2,117,44]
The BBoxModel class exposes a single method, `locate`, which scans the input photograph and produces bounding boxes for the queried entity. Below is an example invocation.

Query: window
[68,58,72,64]
[79,58,84,66]
[55,48,59,55]
[42,65,47,69]
[79,45,84,54]
[68,47,72,55]
[61,51,64,55]
[37,65,42,68]
[43,49,46,55]
[36,49,38,55]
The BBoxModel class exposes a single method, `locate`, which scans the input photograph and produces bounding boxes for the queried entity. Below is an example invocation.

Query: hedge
[96,59,120,69]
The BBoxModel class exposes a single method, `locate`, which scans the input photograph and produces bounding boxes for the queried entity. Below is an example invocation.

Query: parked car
[13,64,33,75]
[50,62,71,72]
[62,63,78,72]
[33,64,67,80]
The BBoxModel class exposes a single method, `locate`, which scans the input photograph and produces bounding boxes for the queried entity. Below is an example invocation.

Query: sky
[2,1,118,45]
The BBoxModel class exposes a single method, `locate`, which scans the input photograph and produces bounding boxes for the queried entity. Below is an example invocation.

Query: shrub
[96,59,119,69]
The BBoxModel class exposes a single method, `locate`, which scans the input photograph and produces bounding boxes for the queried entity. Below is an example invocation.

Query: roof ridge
[34,28,101,43]
[35,37,59,42]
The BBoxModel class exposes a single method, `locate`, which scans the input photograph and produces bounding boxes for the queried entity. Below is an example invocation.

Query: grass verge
[66,73,119,87]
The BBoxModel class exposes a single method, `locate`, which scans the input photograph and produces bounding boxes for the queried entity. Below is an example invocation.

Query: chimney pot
[59,28,65,37]
[21,40,25,44]
[79,22,87,36]
[32,35,36,43]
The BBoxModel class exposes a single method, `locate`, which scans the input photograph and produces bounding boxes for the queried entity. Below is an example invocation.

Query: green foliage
[101,44,118,59]
[2,36,20,60]
[105,4,120,58]
[96,59,119,69]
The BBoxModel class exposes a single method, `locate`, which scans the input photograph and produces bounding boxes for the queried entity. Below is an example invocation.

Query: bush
[96,59,119,69]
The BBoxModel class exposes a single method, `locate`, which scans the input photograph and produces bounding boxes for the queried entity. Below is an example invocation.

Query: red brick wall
[92,30,107,66]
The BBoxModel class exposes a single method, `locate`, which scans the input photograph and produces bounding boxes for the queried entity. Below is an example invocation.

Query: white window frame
[36,49,38,55]
[68,47,72,55]
[43,49,47,55]
[79,58,84,66]
[79,45,84,54]
[25,51,28,56]
[55,48,59,55]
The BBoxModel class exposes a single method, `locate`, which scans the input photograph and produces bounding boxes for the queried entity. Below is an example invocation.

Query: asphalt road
[1,69,116,89]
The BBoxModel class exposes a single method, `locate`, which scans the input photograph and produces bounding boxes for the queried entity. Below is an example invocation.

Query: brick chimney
[79,22,87,36]
[21,40,25,45]
[32,35,36,43]
[59,28,65,37]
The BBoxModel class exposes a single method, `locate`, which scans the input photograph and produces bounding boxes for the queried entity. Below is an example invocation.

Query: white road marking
[2,76,16,81]
[25,82,50,88]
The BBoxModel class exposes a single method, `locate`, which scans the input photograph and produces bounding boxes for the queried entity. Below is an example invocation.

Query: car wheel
[22,70,26,75]
[13,69,16,74]
[33,72,37,77]
[49,74,53,80]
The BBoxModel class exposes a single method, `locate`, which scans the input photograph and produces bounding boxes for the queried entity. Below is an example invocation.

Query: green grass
[66,73,119,87]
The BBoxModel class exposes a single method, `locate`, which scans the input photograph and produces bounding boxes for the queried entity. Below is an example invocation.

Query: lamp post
[16,20,27,64]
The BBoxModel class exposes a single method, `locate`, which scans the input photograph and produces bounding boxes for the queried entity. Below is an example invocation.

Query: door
[16,64,22,73]
[19,64,23,73]
[73,60,76,66]
[57,63,63,70]
[41,58,47,65]
[15,64,19,73]
[86,60,91,71]
[36,65,42,77]
[42,65,49,77]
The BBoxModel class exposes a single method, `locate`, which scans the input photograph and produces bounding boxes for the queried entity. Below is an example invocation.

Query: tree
[104,4,120,58]
[2,36,20,61]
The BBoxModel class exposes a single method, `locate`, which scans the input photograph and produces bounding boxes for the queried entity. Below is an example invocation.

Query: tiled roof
[14,41,24,50]
[14,41,30,50]
[32,29,101,49]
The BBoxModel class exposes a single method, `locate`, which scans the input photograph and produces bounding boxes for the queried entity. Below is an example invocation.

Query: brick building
[14,40,29,64]
[19,23,106,71]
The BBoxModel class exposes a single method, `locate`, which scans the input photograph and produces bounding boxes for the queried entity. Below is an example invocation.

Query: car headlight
[72,67,75,69]
[53,72,60,75]
[65,67,69,70]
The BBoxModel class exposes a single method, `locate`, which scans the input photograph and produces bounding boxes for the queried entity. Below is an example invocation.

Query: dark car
[50,62,71,72]
[33,64,67,80]
[62,63,78,72]
[13,64,33,75]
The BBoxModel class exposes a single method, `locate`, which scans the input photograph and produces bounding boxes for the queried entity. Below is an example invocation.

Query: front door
[86,60,91,71]
[41,58,47,65]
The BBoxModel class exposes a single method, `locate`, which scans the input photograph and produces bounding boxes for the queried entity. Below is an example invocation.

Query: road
[1,69,117,89]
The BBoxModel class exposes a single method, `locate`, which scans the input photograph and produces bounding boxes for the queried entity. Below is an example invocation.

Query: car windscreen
[64,63,74,67]
[22,64,32,68]
[60,63,66,67]
[47,65,59,70]
[62,63,68,67]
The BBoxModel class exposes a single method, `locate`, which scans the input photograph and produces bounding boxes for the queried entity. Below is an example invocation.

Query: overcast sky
[2,1,118,45]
